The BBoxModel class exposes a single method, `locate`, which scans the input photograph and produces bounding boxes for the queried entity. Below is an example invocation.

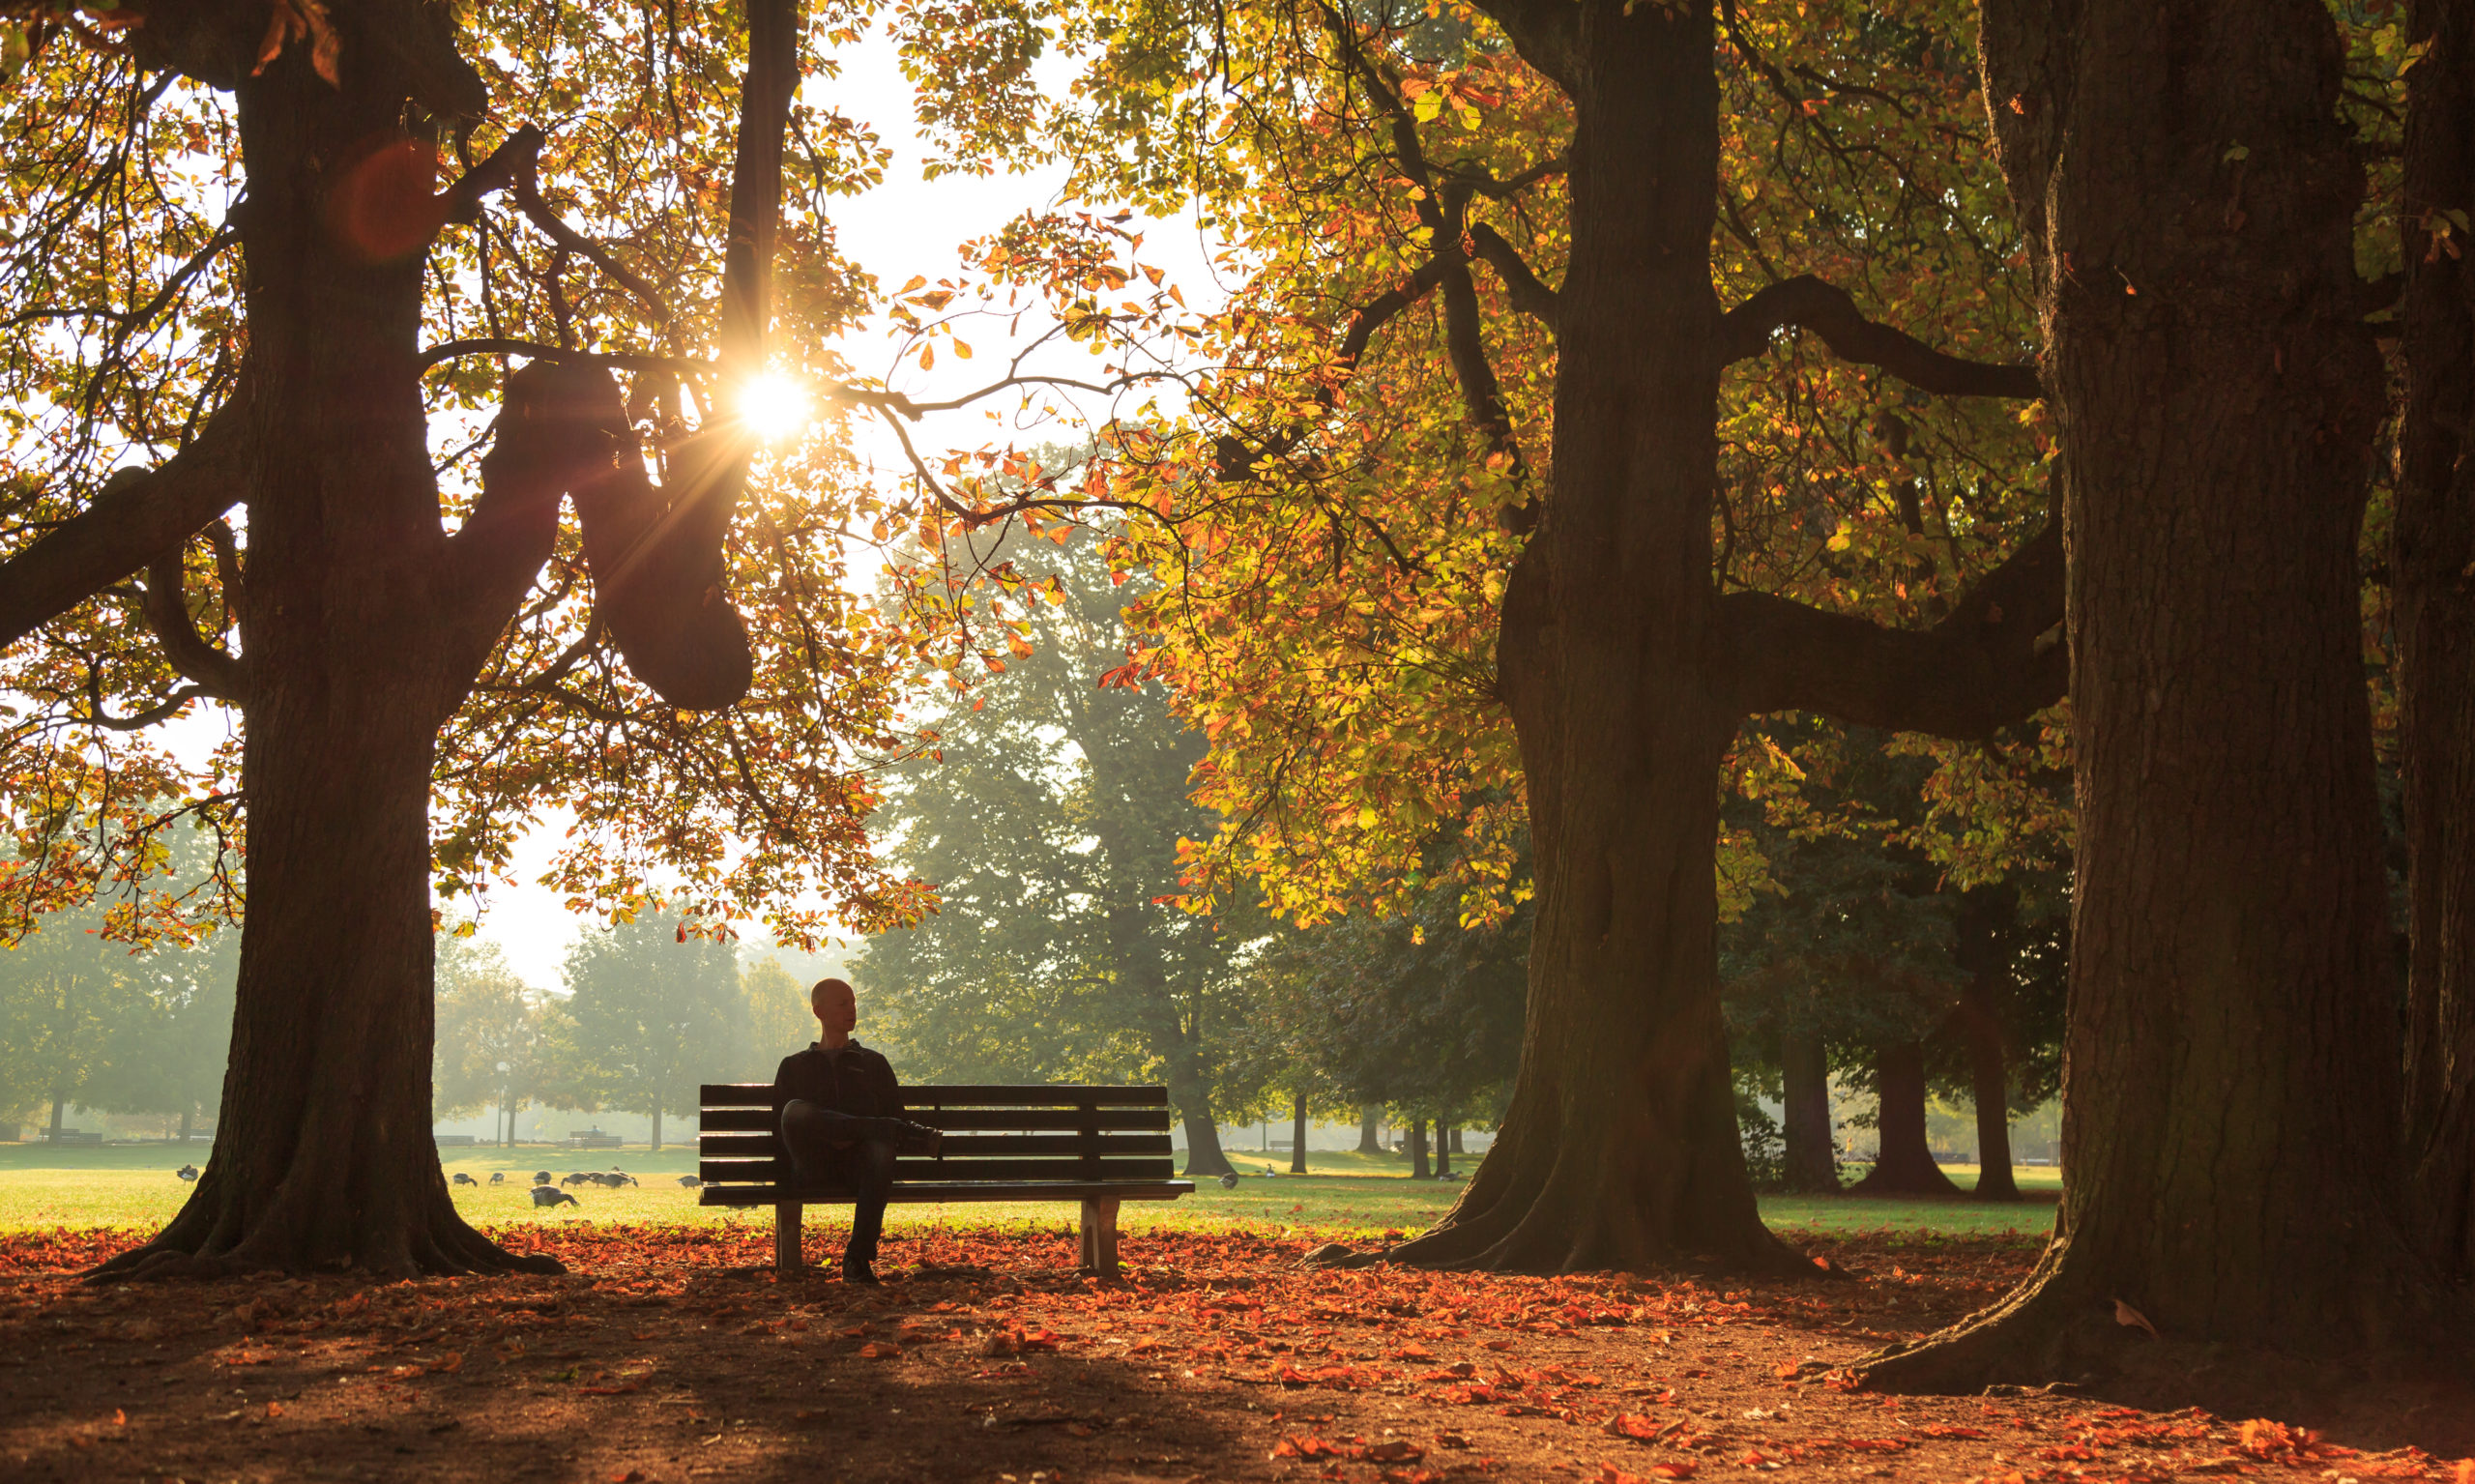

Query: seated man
[771,977,940,1284]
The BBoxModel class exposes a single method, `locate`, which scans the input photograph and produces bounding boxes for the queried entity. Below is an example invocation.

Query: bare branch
[140,548,248,703]
[513,169,674,329]
[1467,221,1558,327]
[1716,275,2041,398]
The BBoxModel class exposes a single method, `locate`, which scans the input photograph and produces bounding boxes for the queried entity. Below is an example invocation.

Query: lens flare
[736,373,812,445]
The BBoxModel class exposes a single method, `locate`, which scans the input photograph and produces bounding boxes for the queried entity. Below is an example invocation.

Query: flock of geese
[172,1162,704,1208]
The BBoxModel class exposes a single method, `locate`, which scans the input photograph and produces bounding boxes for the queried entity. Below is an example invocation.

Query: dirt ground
[1,1224,2467,1484]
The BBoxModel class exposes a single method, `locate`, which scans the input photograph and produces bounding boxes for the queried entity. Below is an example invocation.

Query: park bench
[696,1083,1194,1277]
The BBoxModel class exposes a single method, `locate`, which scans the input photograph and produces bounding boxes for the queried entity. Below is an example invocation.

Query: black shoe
[841,1259,880,1285]
[895,1121,943,1157]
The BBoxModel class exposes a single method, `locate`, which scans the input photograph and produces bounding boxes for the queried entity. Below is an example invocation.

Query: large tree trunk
[1448,1127,1464,1154]
[92,53,556,1282]
[1395,0,1801,1276]
[1962,999,2020,1202]
[1846,1042,1963,1197]
[2398,0,2475,1290]
[1435,1121,1453,1178]
[178,1109,192,1146]
[1781,1032,1839,1193]
[47,1093,64,1141]
[649,1108,663,1153]
[1953,890,2022,1202]
[1357,1109,1382,1154]
[1864,0,2451,1383]
[1408,1120,1431,1180]
[1290,1095,1309,1175]
[1179,1102,1235,1180]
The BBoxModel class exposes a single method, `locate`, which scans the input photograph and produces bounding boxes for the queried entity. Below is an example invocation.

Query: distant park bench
[564,1129,625,1149]
[695,1083,1194,1278]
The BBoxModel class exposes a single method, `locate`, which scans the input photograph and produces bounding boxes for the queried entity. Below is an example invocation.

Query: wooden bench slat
[700,1179,1194,1208]
[697,1106,1170,1134]
[698,1082,1170,1109]
[696,1131,1171,1159]
[699,1155,1178,1184]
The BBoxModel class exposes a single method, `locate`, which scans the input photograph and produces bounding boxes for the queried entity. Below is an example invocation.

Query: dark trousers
[779,1100,899,1266]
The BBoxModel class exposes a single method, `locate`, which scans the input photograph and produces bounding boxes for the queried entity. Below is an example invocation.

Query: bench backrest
[695,1083,1178,1195]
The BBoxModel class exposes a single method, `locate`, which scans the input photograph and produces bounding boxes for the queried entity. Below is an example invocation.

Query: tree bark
[1846,1042,1963,1197]
[1864,0,2460,1384]
[1448,1127,1464,1154]
[178,1109,192,1146]
[1358,1108,1383,1154]
[1396,0,1803,1276]
[1781,1032,1838,1194]
[649,1107,663,1153]
[1408,1119,1431,1180]
[86,51,565,1283]
[1290,1094,1309,1174]
[2398,0,2475,1290]
[48,1093,65,1141]
[1435,1120,1453,1178]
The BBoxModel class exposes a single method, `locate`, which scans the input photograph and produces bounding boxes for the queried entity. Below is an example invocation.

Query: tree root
[84,1208,564,1285]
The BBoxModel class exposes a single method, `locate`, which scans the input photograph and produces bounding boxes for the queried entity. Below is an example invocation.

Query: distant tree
[555,906,745,1150]
[1252,873,1529,1179]
[86,928,240,1145]
[432,937,548,1148]
[740,956,817,1076]
[859,526,1267,1178]
[0,909,147,1136]
[1721,734,1962,1195]
[1720,723,2069,1201]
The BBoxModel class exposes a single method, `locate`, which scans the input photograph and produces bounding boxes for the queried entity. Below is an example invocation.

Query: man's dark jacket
[771,1040,904,1122]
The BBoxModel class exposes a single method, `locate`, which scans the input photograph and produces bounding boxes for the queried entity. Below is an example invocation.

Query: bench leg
[774,1203,802,1276]
[1078,1197,1121,1277]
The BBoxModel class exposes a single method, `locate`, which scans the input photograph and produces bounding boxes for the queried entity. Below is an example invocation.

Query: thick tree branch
[0,393,250,651]
[441,361,609,673]
[444,125,544,222]
[1716,276,2042,398]
[140,548,248,703]
[1716,515,2065,738]
[1468,221,1559,328]
[718,0,800,374]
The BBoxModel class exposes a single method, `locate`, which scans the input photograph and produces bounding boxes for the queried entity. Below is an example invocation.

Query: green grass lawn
[0,1141,2058,1242]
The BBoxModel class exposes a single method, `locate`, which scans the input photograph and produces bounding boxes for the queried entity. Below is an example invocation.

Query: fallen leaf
[857,1341,902,1359]
[2112,1298,2160,1339]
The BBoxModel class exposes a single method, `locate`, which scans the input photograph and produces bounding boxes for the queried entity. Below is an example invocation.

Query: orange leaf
[858,1341,901,1359]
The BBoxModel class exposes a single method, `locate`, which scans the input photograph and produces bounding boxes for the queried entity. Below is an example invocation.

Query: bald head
[811,977,857,1048]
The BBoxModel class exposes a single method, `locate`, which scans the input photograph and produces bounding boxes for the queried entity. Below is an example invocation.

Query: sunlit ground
[0,1142,2059,1241]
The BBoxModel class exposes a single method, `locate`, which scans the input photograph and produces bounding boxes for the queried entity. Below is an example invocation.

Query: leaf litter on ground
[0,1224,2464,1483]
